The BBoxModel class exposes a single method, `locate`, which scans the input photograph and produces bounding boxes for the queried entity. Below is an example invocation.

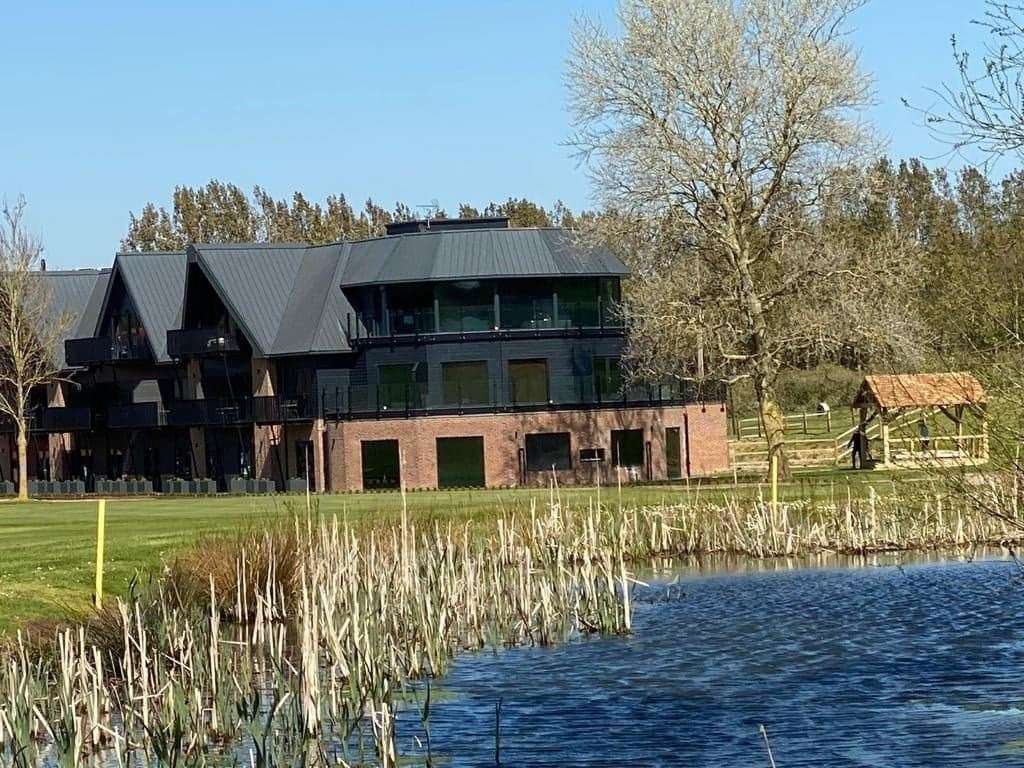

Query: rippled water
[408,552,1024,767]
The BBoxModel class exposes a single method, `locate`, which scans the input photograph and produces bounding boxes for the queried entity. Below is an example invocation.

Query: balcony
[321,378,726,420]
[166,395,318,427]
[166,328,241,357]
[346,301,624,347]
[107,403,168,429]
[65,336,148,366]
[34,407,92,432]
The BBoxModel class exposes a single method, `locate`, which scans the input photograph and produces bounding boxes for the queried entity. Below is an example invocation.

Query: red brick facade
[323,403,728,491]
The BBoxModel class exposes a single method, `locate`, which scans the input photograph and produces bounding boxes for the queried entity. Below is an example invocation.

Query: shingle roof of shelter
[853,373,987,410]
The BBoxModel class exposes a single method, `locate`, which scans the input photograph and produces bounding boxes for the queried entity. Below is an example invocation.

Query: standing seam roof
[113,252,187,363]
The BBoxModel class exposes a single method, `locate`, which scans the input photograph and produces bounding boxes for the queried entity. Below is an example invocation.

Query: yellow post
[94,499,106,610]
[770,453,778,516]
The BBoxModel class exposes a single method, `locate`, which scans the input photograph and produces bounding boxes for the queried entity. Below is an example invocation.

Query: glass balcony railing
[166,328,241,357]
[65,336,148,366]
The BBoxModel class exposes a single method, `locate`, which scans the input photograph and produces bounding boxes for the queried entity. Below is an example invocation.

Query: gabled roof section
[190,243,309,355]
[35,269,110,369]
[340,227,629,286]
[854,373,987,410]
[108,251,187,363]
[271,243,354,355]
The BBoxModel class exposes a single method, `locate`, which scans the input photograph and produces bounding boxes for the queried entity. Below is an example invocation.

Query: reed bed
[1,489,1021,766]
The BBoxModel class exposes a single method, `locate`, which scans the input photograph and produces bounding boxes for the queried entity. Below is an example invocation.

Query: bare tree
[917,1,1024,163]
[566,0,905,470]
[0,198,73,500]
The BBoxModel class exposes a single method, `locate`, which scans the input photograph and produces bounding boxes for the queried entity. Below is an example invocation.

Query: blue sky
[0,1,991,268]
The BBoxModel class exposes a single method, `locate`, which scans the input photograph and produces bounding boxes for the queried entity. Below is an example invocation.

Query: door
[437,436,485,488]
[666,427,682,480]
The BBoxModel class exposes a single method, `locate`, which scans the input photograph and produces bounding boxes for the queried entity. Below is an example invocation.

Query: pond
[409,552,1024,767]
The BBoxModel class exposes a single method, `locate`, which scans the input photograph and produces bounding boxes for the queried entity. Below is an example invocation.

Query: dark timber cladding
[18,216,730,495]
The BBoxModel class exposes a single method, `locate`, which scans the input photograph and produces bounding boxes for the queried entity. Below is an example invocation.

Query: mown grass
[0,473,915,633]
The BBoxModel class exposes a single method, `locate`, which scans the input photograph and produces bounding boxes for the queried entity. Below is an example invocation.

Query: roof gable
[192,244,308,355]
[109,252,187,363]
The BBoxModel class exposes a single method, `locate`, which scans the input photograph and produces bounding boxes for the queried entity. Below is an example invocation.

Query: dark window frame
[508,358,550,404]
[525,432,572,471]
[441,360,491,406]
[611,429,644,467]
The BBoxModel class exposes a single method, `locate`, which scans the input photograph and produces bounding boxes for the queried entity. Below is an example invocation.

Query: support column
[186,358,206,478]
[252,357,283,486]
[46,382,71,481]
[312,417,326,493]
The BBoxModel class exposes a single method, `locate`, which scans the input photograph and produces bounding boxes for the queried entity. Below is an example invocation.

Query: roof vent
[385,216,510,236]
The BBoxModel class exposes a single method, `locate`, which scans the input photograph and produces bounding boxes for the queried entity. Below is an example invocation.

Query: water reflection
[411,549,1024,767]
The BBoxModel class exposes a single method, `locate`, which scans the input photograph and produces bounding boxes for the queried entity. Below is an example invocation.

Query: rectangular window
[499,279,555,330]
[437,280,494,332]
[387,284,435,335]
[580,447,606,463]
[611,429,644,467]
[525,432,572,471]
[361,439,401,490]
[557,279,600,328]
[437,437,486,487]
[509,359,549,404]
[378,363,426,409]
[442,361,491,405]
[594,357,622,399]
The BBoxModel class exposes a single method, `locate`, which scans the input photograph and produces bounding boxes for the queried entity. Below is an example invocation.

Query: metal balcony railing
[107,403,167,429]
[166,328,241,357]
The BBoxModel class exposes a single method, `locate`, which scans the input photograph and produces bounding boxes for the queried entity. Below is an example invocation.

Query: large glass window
[499,279,555,330]
[378,363,427,409]
[557,279,600,328]
[525,432,572,471]
[437,437,486,487]
[611,429,644,467]
[594,357,623,399]
[387,284,434,335]
[509,359,549,404]
[599,278,622,326]
[442,361,491,405]
[362,440,401,489]
[437,281,494,332]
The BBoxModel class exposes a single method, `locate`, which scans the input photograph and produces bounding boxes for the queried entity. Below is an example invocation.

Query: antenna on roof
[416,199,441,227]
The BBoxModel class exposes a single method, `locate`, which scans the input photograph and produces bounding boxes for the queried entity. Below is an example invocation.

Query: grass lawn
[0,472,911,633]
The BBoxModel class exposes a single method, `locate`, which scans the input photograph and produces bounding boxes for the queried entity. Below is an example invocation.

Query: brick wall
[323,403,729,491]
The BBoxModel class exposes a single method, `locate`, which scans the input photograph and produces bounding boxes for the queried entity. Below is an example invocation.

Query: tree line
[121,184,592,251]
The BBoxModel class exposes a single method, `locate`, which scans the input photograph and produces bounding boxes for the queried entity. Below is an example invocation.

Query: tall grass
[1,489,1021,766]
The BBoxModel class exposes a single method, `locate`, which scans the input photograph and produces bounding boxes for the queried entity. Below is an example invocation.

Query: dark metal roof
[271,244,354,355]
[34,269,110,369]
[111,252,187,363]
[341,227,629,286]
[384,216,510,235]
[191,243,309,355]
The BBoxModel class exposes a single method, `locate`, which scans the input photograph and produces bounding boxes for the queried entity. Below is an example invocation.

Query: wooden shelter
[852,372,989,470]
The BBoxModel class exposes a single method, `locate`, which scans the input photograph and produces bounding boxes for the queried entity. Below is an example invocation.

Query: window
[525,433,572,471]
[362,440,401,489]
[557,279,600,328]
[594,357,622,399]
[442,361,490,406]
[437,281,494,332]
[378,363,426,409]
[387,284,434,334]
[499,279,555,329]
[611,429,644,467]
[580,447,606,463]
[509,359,549,404]
[437,437,486,487]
